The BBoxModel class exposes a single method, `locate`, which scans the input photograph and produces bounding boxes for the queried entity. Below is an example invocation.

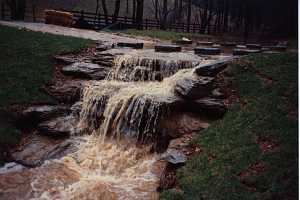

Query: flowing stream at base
[0,50,218,200]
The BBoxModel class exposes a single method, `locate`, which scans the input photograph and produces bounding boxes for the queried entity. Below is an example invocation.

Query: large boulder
[62,62,109,80]
[194,58,231,77]
[174,74,214,100]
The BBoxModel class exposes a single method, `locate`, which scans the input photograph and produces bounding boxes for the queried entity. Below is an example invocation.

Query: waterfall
[106,49,206,82]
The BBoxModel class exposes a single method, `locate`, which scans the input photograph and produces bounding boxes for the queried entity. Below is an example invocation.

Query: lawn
[161,53,298,200]
[0,25,91,165]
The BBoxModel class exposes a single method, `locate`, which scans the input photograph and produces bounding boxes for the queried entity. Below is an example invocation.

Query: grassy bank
[0,25,91,165]
[161,53,298,200]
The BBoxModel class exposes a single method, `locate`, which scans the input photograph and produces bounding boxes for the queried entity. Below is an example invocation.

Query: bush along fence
[0,5,217,34]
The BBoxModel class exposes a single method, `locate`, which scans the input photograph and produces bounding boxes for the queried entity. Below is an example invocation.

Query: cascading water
[0,46,224,200]
[105,49,210,81]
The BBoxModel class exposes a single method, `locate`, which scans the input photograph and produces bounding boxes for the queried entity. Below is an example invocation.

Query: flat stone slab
[194,47,221,55]
[175,39,193,45]
[37,115,78,137]
[155,45,182,52]
[11,135,75,167]
[197,41,214,46]
[233,49,261,56]
[222,42,237,47]
[236,45,247,49]
[246,44,262,49]
[194,58,231,77]
[174,74,214,100]
[117,42,144,49]
[62,62,109,80]
[45,80,87,104]
[21,105,70,125]
[263,45,287,52]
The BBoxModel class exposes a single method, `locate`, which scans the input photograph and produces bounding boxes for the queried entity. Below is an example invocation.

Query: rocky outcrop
[37,115,78,137]
[11,135,78,167]
[174,74,214,100]
[62,62,109,80]
[20,105,70,127]
[194,59,231,77]
[45,80,87,104]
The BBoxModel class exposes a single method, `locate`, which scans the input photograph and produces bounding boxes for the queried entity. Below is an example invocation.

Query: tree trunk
[101,0,108,25]
[178,0,183,23]
[113,0,121,23]
[135,0,144,29]
[6,0,26,20]
[132,0,136,24]
[161,0,168,30]
[94,0,99,24]
[187,0,192,32]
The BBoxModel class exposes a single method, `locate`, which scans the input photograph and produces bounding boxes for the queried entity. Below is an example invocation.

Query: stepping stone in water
[222,42,237,47]
[176,37,193,45]
[197,41,214,46]
[117,42,144,49]
[246,44,262,49]
[233,49,261,56]
[155,45,182,52]
[236,45,247,49]
[194,47,221,55]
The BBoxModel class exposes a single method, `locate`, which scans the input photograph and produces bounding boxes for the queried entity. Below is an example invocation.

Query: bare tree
[113,0,121,23]
[101,0,108,24]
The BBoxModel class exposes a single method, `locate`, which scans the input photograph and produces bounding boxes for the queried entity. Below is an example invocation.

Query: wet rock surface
[194,58,231,77]
[37,115,78,137]
[194,47,221,55]
[246,44,262,49]
[62,62,109,80]
[233,49,261,56]
[11,135,79,167]
[117,42,144,49]
[45,80,87,104]
[197,41,214,46]
[155,45,182,52]
[174,74,214,100]
[21,105,70,125]
[161,149,187,165]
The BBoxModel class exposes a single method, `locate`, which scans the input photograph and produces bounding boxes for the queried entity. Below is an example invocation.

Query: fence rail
[0,5,217,34]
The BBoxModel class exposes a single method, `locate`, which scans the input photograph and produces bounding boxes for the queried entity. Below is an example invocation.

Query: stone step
[155,45,182,52]
[194,47,221,55]
[117,42,144,49]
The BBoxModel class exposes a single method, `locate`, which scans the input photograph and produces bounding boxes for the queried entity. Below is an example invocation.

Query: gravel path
[0,21,153,44]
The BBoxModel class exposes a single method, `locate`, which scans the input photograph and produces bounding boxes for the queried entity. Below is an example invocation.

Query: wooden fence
[0,4,217,34]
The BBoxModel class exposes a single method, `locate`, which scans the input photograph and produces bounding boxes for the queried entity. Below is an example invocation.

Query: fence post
[145,19,148,30]
[1,3,4,20]
[124,16,127,27]
[32,4,36,22]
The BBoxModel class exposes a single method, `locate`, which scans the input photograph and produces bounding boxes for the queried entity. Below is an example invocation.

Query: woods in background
[2,0,298,37]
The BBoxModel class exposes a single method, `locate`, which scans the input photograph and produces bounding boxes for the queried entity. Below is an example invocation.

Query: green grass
[161,53,298,200]
[0,25,92,106]
[0,25,92,165]
[115,29,213,41]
